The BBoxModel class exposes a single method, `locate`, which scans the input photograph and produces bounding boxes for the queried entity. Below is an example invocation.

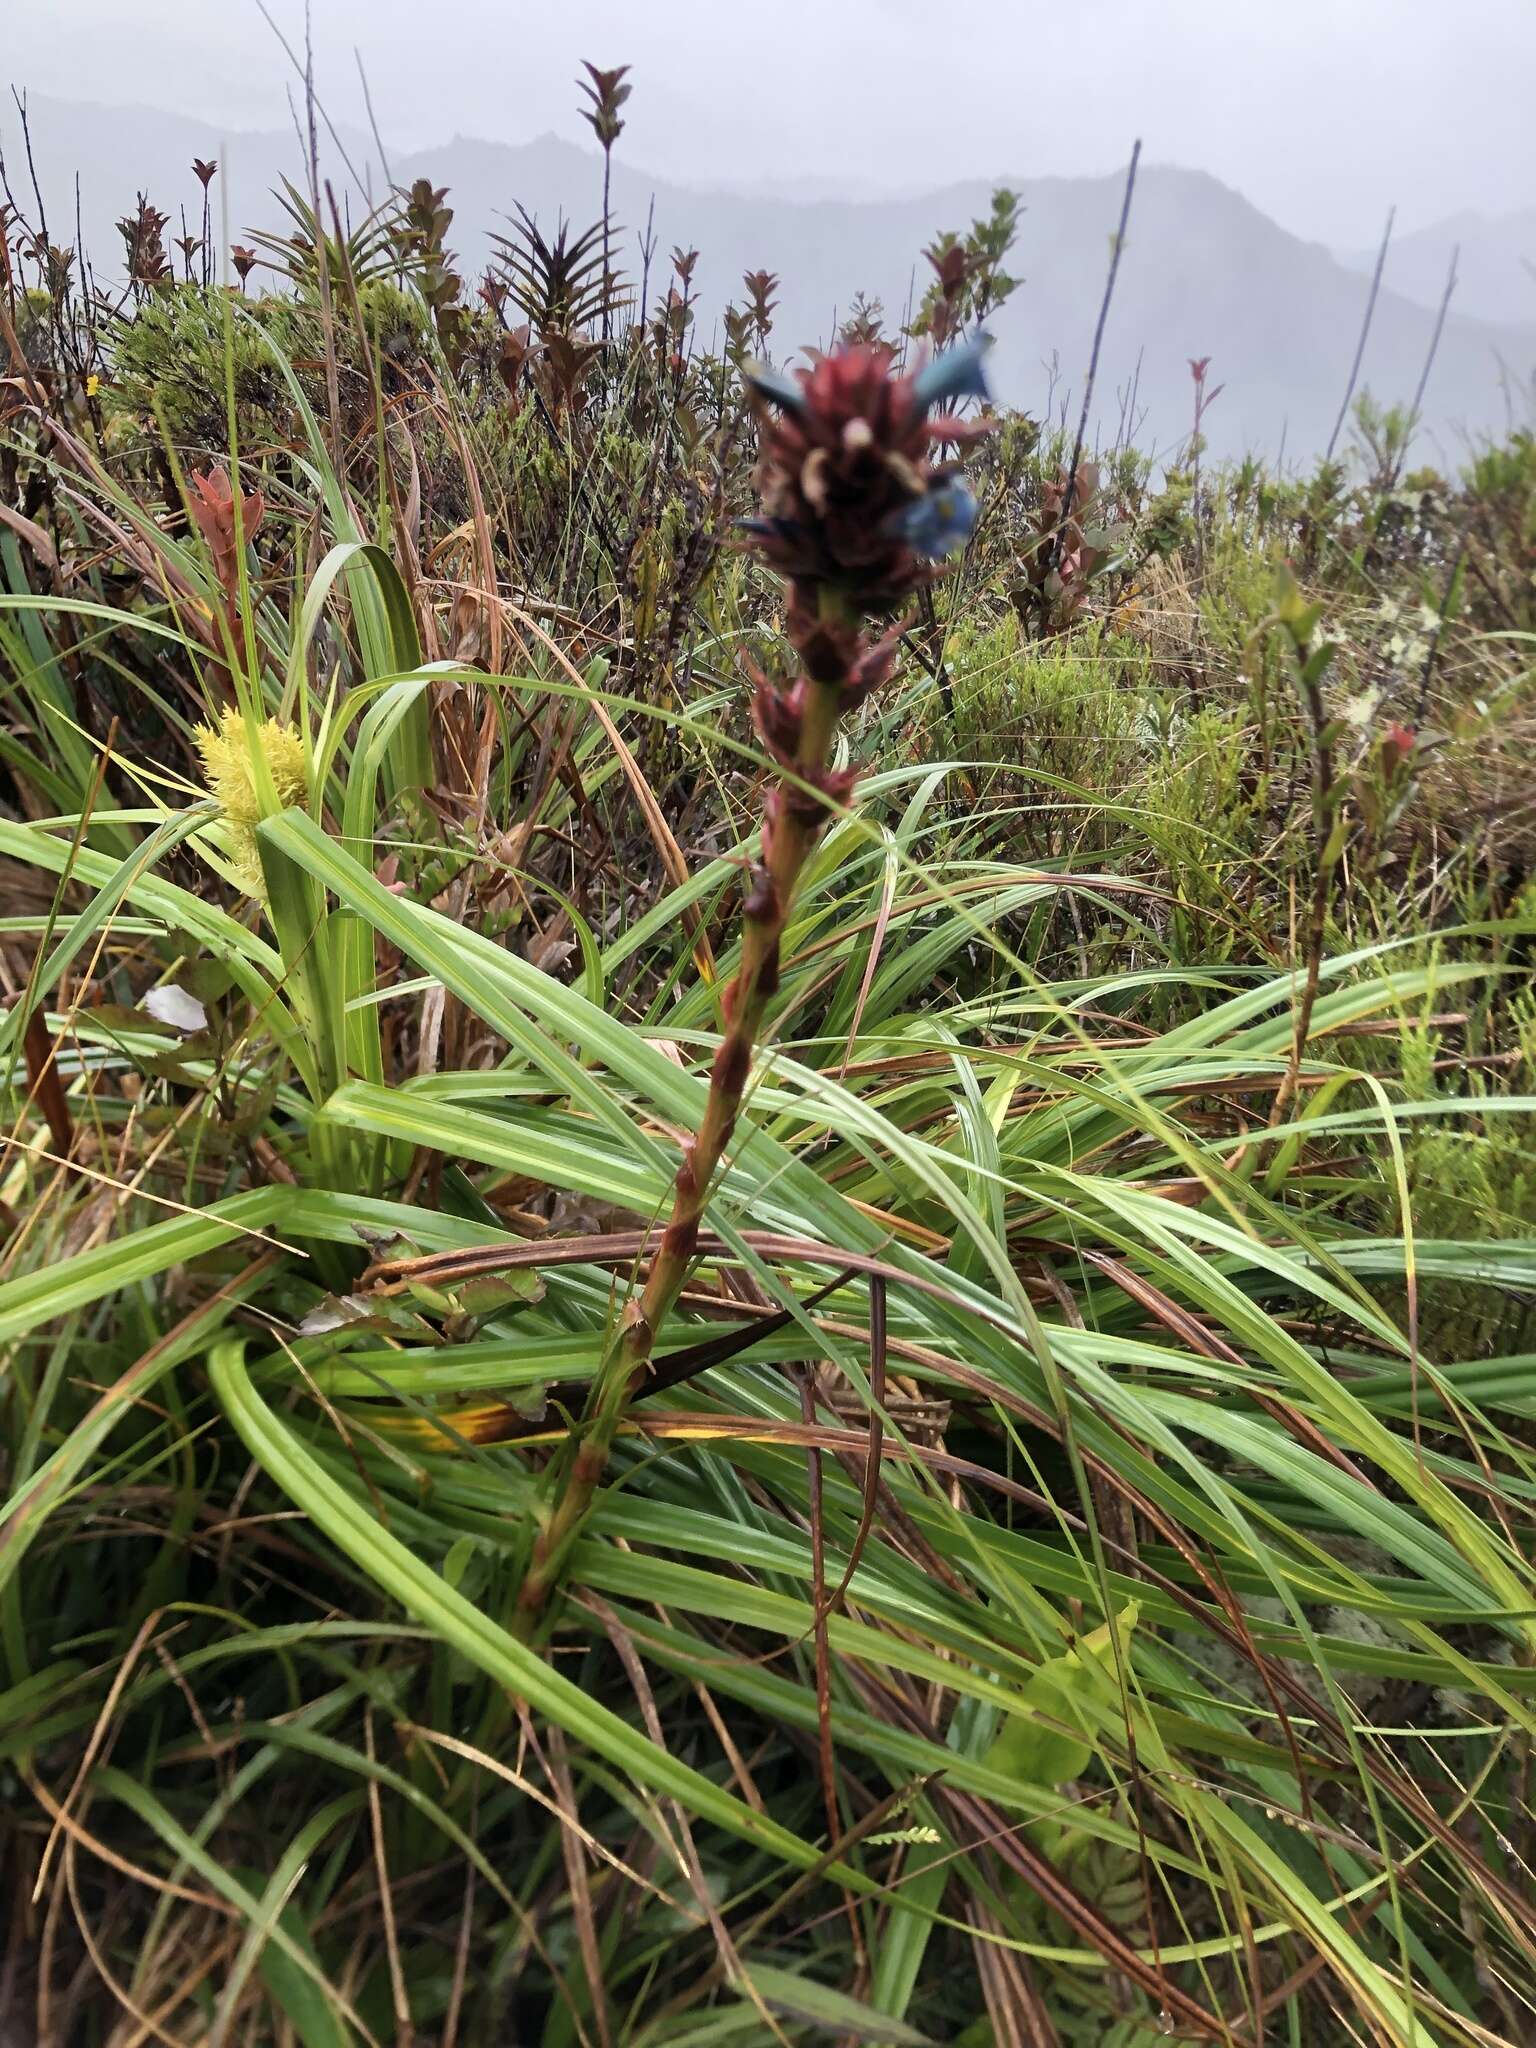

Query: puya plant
[510,332,995,1637]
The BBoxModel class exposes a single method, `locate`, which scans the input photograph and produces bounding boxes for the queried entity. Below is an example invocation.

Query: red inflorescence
[736,334,991,836]
[743,337,991,615]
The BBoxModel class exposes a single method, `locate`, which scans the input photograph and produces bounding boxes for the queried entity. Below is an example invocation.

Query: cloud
[5,0,1533,245]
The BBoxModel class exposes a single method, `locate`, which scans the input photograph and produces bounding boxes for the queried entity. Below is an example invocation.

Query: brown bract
[188,467,265,588]
[737,340,991,841]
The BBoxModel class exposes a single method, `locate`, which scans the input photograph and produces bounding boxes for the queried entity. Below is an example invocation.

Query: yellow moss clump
[195,707,308,899]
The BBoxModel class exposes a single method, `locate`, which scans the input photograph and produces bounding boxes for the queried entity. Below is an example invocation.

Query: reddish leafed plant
[188,468,265,699]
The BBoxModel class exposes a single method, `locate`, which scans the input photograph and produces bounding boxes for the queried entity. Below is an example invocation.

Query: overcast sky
[8,0,1534,245]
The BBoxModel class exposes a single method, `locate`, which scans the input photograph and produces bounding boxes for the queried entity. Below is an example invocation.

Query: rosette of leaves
[491,207,618,341]
[247,179,398,297]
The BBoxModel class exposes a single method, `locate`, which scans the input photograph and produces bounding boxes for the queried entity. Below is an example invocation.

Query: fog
[8,0,1534,247]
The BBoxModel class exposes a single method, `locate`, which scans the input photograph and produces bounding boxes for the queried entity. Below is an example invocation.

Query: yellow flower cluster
[195,707,307,899]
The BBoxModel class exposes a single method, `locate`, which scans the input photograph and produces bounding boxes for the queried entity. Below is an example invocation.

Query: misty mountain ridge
[5,92,1533,466]
[1336,209,1536,329]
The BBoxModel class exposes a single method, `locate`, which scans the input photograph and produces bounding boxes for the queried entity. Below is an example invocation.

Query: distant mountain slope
[7,92,1533,466]
[1337,210,1536,329]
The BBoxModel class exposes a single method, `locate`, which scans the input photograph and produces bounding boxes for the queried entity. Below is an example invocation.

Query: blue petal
[910,333,994,413]
[890,481,979,560]
[735,515,803,543]
[742,359,808,415]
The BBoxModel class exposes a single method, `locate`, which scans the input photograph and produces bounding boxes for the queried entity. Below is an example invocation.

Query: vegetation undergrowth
[1,66,1535,2047]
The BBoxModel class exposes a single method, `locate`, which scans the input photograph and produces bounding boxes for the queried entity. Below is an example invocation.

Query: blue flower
[910,332,993,414]
[741,359,808,416]
[889,480,979,560]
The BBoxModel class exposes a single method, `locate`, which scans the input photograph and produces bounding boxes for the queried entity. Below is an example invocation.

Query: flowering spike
[511,330,993,1647]
[195,708,307,900]
[910,332,994,414]
[743,341,991,608]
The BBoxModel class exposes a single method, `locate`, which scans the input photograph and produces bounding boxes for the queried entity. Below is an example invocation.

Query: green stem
[511,661,847,1641]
